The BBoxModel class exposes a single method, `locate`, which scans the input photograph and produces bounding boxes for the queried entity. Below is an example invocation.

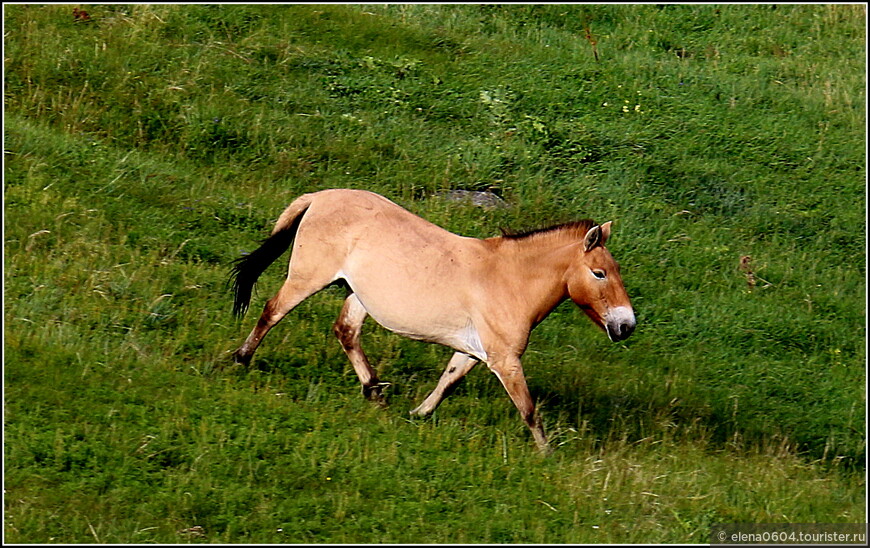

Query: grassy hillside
[4,4,866,543]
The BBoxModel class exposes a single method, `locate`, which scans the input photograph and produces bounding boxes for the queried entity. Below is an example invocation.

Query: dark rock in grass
[434,190,509,210]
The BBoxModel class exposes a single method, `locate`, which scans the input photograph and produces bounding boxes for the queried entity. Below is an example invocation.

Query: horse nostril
[613,320,635,341]
[605,307,636,342]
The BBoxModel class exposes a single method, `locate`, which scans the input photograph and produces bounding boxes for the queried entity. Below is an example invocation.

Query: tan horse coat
[231,189,635,451]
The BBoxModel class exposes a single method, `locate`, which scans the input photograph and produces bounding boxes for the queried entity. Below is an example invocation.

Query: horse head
[567,222,636,342]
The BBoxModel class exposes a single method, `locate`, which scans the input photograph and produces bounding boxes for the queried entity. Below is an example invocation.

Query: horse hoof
[363,382,390,405]
[409,403,432,417]
[232,350,251,367]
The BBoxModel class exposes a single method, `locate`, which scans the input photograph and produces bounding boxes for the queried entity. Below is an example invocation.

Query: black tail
[229,207,308,318]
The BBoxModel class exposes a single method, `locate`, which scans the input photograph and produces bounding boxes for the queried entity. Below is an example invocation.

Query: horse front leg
[487,355,550,454]
[410,351,478,416]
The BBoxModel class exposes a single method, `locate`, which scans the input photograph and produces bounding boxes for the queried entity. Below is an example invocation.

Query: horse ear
[584,224,602,252]
[600,221,612,245]
[584,222,612,251]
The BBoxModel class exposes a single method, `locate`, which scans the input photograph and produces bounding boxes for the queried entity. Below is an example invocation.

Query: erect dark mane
[498,219,596,240]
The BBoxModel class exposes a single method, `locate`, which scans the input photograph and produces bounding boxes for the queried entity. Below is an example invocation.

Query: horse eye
[592,269,606,280]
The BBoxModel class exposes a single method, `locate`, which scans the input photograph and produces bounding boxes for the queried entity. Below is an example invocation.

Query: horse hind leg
[333,293,386,403]
[410,352,478,416]
[233,277,323,366]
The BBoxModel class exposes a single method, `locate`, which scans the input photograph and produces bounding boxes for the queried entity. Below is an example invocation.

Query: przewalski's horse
[230,189,635,452]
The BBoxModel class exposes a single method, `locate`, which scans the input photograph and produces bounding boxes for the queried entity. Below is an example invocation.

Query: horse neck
[489,234,579,325]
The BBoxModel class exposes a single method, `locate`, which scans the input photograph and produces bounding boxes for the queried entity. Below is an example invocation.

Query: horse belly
[380,315,487,362]
[349,283,487,361]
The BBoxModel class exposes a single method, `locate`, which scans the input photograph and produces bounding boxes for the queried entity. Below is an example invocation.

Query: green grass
[4,3,866,543]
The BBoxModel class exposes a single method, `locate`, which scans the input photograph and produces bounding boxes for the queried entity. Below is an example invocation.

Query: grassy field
[4,3,866,543]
